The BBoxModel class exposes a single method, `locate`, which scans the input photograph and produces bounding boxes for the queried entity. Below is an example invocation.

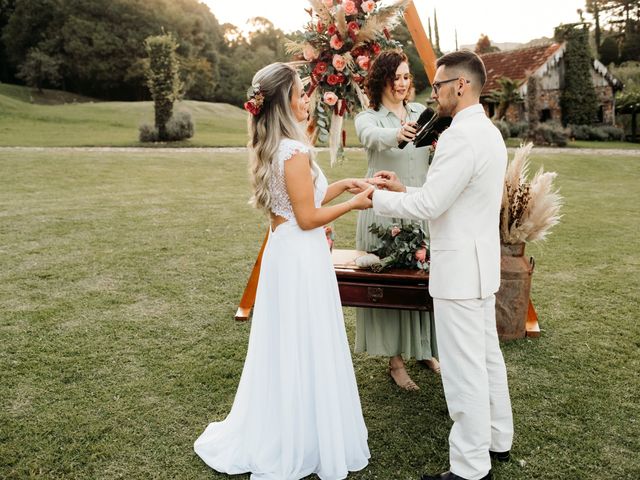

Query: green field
[2,83,638,150]
[1,148,639,479]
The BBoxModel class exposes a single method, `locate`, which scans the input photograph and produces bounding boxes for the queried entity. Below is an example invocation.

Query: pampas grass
[308,0,332,25]
[501,142,563,244]
[335,6,348,37]
[356,0,409,43]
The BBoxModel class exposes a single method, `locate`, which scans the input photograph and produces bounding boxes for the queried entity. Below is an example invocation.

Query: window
[540,109,552,122]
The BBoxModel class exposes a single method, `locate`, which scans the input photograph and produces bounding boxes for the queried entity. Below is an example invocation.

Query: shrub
[529,122,569,147]
[508,121,529,138]
[568,124,625,142]
[139,123,159,142]
[600,125,626,141]
[568,124,591,140]
[492,119,510,140]
[165,111,195,141]
[589,127,609,141]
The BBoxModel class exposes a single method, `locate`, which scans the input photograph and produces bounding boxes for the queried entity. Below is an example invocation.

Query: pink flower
[343,0,358,15]
[322,0,334,8]
[391,226,401,237]
[316,22,324,33]
[415,247,427,263]
[361,0,375,13]
[332,54,346,71]
[356,55,370,70]
[323,91,339,106]
[330,34,344,50]
[303,44,319,61]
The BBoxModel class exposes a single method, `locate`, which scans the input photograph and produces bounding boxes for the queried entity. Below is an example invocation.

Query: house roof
[479,43,564,95]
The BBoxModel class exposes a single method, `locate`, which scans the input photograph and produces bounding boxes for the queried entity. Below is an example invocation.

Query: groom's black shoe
[420,471,492,480]
[489,450,511,462]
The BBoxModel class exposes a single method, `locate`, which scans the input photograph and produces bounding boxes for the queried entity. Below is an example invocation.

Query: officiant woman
[354,50,439,391]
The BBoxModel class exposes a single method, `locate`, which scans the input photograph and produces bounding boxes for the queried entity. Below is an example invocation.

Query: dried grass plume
[500,143,563,244]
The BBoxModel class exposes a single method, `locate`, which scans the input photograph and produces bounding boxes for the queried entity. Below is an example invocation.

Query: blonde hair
[247,62,316,213]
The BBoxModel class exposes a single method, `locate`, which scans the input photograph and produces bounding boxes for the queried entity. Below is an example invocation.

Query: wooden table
[332,249,432,312]
[332,249,540,339]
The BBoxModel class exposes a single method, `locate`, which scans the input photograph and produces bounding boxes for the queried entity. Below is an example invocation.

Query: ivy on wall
[555,23,599,125]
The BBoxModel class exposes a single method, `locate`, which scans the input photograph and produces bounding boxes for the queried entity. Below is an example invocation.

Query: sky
[203,0,589,51]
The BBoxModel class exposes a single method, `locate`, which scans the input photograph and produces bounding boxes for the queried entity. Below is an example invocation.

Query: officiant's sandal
[422,357,441,375]
[388,364,420,391]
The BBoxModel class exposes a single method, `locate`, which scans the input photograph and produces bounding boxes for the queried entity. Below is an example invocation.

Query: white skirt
[194,222,370,480]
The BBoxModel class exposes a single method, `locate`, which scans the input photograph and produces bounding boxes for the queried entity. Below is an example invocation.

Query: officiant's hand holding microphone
[396,120,418,145]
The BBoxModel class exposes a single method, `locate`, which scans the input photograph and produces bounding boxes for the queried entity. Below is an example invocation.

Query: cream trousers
[433,295,514,480]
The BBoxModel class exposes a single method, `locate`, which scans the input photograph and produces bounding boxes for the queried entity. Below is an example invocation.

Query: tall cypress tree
[555,23,599,125]
[433,9,441,56]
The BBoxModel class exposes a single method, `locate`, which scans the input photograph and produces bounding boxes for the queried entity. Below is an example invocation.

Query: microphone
[413,115,453,149]
[398,107,435,149]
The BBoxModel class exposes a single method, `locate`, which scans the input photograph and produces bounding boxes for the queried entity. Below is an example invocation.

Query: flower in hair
[244,83,265,116]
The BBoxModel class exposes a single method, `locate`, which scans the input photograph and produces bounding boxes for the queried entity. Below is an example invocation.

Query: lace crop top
[269,138,328,222]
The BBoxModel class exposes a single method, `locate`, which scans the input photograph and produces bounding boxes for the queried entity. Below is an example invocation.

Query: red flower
[372,43,381,55]
[336,73,346,84]
[244,100,260,116]
[327,24,337,36]
[348,21,360,33]
[326,74,340,86]
[313,61,328,75]
[352,74,364,84]
[317,21,324,33]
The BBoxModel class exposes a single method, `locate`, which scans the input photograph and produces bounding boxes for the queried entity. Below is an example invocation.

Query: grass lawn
[1,147,639,479]
[3,83,639,151]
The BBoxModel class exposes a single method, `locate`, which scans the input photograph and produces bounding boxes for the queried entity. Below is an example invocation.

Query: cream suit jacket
[372,104,507,300]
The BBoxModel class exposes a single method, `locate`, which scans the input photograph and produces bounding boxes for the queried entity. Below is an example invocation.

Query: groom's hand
[371,170,406,193]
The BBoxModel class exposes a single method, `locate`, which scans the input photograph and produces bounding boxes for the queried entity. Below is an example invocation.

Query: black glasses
[432,77,470,94]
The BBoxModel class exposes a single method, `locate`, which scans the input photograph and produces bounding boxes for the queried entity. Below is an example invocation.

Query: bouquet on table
[356,222,429,272]
[286,0,408,165]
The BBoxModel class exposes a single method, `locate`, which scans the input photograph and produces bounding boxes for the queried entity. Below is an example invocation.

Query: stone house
[479,43,623,125]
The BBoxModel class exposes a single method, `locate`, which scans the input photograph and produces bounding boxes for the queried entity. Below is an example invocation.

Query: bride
[194,62,373,480]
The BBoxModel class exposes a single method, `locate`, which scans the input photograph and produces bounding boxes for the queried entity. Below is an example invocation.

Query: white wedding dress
[194,138,370,480]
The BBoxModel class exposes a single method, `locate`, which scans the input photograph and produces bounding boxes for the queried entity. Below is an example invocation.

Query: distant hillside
[461,37,554,53]
[0,83,249,147]
[0,83,97,105]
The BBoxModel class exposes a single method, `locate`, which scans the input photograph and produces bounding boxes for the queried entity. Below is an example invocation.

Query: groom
[366,50,514,480]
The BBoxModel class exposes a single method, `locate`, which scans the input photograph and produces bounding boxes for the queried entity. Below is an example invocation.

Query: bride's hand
[345,178,370,194]
[349,185,374,210]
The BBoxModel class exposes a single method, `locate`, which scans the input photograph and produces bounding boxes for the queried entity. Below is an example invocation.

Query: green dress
[353,102,438,360]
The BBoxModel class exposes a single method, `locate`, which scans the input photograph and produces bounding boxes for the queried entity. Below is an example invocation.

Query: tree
[393,21,429,93]
[488,77,523,120]
[0,0,16,82]
[599,35,620,64]
[144,34,183,141]
[555,23,599,124]
[16,47,60,91]
[475,34,500,54]
[181,56,218,100]
[620,20,640,62]
[433,9,442,56]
